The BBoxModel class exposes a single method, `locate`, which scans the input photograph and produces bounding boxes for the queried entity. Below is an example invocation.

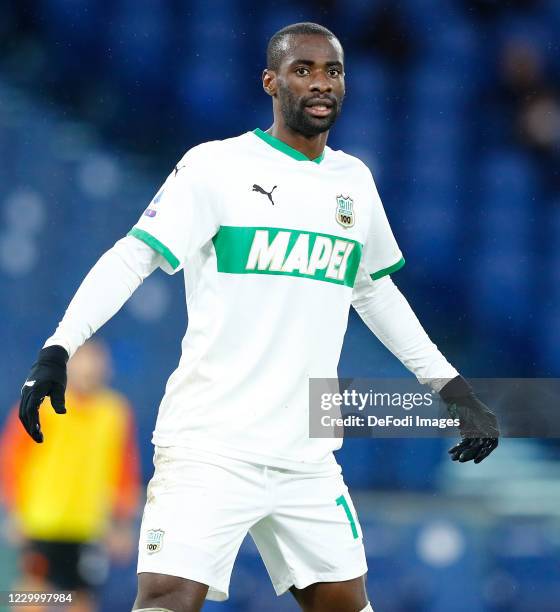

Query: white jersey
[129,129,405,471]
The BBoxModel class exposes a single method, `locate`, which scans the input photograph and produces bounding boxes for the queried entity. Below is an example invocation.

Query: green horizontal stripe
[128,227,180,270]
[213,226,362,287]
[370,256,405,280]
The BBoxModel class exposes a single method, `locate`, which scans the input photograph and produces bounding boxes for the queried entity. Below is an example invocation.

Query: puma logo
[252,184,277,206]
[174,163,187,176]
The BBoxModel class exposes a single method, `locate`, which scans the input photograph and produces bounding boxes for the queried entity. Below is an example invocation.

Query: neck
[267,121,328,161]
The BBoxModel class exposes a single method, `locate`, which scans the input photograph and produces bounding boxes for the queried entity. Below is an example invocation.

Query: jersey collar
[253,128,325,164]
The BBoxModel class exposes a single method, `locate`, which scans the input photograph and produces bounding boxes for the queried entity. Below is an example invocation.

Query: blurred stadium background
[1,0,560,610]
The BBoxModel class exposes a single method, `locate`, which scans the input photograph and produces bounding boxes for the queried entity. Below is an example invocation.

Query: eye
[295,67,310,76]
[328,68,341,77]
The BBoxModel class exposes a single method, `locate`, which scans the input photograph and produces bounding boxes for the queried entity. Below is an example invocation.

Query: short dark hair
[266,22,340,71]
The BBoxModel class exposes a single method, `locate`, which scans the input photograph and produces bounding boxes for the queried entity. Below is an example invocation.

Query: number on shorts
[336,494,359,539]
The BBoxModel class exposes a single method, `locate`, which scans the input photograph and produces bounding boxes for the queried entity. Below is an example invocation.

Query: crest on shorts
[146,528,165,554]
[335,195,355,228]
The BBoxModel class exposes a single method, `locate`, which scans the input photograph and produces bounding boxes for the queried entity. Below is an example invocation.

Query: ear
[262,68,276,97]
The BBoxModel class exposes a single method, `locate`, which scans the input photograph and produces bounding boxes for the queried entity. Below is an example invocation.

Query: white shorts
[137,446,368,601]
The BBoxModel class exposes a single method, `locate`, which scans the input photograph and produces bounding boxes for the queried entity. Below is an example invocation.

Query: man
[19,22,498,612]
[3,341,140,611]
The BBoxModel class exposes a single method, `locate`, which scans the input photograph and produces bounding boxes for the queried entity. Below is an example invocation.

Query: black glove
[20,345,69,443]
[439,375,499,464]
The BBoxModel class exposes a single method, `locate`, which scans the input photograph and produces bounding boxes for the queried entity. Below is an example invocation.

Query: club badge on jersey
[335,195,355,228]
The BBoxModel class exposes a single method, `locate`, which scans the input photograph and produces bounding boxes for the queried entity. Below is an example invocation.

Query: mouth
[304,98,335,118]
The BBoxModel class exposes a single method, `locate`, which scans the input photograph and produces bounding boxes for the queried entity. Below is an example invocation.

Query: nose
[309,70,332,93]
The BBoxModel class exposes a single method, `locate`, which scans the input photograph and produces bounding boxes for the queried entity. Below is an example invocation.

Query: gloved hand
[439,375,499,464]
[19,345,69,443]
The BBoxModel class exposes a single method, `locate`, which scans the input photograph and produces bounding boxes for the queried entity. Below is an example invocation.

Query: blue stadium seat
[489,520,560,612]
[109,0,170,84]
[331,57,389,159]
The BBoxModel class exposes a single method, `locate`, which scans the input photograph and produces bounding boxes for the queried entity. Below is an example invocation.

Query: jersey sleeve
[361,167,405,280]
[128,145,220,274]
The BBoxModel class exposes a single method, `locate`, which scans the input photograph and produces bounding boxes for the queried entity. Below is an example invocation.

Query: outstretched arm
[351,267,499,462]
[44,236,163,357]
[351,269,458,391]
[19,236,163,442]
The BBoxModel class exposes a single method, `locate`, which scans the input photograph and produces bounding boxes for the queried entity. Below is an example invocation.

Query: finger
[473,441,496,464]
[448,438,470,454]
[19,386,32,419]
[449,438,477,462]
[473,439,498,464]
[19,388,36,434]
[448,446,461,461]
[448,447,462,461]
[26,398,44,443]
[473,446,492,464]
[19,391,44,443]
[459,439,482,462]
[448,443,466,461]
[49,385,66,415]
[448,439,471,461]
